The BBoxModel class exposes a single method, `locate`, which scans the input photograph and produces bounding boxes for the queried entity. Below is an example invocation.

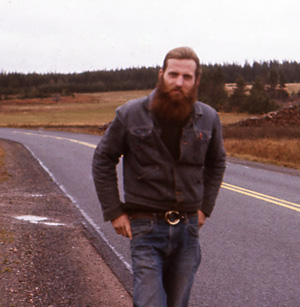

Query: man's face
[159,58,199,100]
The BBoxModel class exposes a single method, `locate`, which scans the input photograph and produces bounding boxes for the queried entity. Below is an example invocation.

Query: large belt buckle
[164,210,181,225]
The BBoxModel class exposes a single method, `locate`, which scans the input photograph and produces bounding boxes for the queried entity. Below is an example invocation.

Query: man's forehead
[165,58,197,73]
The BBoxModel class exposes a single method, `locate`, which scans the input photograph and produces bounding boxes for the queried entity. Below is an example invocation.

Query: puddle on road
[15,215,66,227]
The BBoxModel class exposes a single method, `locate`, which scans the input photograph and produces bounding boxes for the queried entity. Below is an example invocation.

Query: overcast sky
[1,0,299,73]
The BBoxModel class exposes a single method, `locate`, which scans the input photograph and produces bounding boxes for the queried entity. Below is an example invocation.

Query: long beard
[151,77,198,123]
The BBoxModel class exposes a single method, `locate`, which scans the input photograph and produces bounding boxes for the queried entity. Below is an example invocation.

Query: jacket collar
[193,101,203,116]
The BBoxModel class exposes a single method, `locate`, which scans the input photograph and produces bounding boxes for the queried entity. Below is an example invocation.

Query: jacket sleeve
[92,110,126,221]
[201,113,226,217]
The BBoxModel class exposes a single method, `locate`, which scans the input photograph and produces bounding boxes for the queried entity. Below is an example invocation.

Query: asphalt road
[1,128,299,307]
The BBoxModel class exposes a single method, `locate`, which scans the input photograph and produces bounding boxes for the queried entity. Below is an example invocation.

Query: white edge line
[24,145,133,274]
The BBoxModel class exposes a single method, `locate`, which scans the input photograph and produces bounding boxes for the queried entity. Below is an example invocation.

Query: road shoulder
[0,139,132,306]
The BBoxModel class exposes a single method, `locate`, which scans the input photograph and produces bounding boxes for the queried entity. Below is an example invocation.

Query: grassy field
[0,90,248,127]
[0,89,299,170]
[0,90,152,126]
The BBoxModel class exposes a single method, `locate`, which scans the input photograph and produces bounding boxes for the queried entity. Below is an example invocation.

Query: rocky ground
[0,139,132,306]
[234,105,300,126]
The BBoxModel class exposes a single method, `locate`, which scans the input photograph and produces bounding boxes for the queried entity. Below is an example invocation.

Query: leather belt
[128,210,198,225]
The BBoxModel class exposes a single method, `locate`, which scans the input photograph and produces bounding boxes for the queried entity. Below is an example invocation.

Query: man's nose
[175,76,184,87]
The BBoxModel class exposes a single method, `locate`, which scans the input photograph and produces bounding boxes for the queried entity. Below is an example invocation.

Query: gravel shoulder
[0,139,132,306]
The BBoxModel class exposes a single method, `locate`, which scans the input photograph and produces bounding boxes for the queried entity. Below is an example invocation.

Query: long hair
[162,47,201,79]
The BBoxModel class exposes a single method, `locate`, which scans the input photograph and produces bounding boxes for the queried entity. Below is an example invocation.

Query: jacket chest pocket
[128,127,157,162]
[181,128,212,164]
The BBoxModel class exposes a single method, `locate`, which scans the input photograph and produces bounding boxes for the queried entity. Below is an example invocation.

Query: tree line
[0,67,159,98]
[198,63,298,114]
[1,60,300,114]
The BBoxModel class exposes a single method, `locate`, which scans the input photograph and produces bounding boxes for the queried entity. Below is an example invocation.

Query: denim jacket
[92,91,226,221]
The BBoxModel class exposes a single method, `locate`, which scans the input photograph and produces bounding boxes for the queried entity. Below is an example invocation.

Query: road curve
[0,128,299,306]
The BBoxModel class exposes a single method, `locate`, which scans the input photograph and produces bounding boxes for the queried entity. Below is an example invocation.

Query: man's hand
[111,214,132,239]
[197,210,206,229]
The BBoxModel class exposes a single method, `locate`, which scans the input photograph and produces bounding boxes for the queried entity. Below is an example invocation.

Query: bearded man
[92,47,226,307]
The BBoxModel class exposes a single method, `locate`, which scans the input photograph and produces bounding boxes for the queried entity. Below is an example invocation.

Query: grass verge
[0,147,9,182]
[223,125,300,170]
[224,138,300,170]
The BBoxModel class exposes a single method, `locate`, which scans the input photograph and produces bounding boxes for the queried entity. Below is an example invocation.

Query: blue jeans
[130,215,201,307]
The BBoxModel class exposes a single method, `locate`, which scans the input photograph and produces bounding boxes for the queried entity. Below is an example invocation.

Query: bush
[239,77,279,114]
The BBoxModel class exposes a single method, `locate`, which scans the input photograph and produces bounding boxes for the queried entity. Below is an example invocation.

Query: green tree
[268,69,279,94]
[227,75,247,111]
[241,76,278,114]
[198,66,228,111]
[279,72,286,89]
[276,72,289,100]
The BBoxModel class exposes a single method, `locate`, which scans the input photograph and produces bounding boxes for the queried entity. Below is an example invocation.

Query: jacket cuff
[103,203,126,222]
[200,201,214,218]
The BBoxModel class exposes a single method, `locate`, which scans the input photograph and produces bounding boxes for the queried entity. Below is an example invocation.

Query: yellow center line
[15,131,300,213]
[222,183,300,213]
[222,183,300,208]
[16,131,97,148]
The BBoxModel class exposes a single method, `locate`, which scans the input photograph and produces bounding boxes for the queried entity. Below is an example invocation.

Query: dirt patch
[0,139,132,306]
